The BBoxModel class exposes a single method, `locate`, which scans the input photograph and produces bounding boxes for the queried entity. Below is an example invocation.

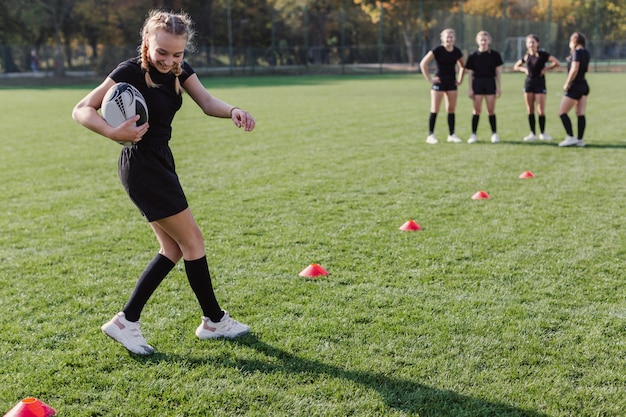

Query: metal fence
[3,6,626,78]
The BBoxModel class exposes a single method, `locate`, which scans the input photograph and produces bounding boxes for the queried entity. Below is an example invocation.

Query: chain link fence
[3,6,626,80]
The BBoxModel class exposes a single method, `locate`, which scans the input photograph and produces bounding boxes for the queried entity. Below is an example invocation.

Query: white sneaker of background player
[523,132,538,141]
[539,132,552,141]
[467,134,478,144]
[447,133,462,143]
[491,133,500,143]
[426,134,438,144]
[559,135,585,147]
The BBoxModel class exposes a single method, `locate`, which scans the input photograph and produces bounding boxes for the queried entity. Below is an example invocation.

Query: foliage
[2,0,626,72]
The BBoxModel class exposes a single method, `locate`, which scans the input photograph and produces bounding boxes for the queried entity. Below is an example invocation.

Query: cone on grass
[519,170,535,179]
[471,191,490,200]
[298,263,328,278]
[399,220,422,231]
[3,398,56,417]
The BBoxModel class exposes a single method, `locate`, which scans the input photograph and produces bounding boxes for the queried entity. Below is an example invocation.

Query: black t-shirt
[108,57,196,145]
[465,50,503,78]
[431,45,463,79]
[521,50,551,79]
[569,48,590,82]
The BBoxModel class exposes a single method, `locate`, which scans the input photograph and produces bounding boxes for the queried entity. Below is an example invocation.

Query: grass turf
[0,72,625,416]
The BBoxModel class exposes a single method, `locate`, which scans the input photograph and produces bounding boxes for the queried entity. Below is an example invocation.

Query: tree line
[1,0,623,75]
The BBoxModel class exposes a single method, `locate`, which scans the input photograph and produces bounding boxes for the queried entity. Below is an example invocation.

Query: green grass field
[1,72,625,416]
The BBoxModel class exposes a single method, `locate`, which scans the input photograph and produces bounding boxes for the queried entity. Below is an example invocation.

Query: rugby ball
[101,82,148,145]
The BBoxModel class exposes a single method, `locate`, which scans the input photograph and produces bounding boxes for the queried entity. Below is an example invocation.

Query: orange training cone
[298,263,328,278]
[3,398,56,417]
[399,220,422,231]
[471,191,490,200]
[519,170,535,179]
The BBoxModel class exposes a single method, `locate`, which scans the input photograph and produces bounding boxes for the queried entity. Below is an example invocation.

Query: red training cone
[471,191,490,200]
[519,170,535,179]
[298,263,328,278]
[3,398,56,417]
[399,220,422,231]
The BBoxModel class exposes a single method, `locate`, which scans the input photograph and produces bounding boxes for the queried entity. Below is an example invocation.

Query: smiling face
[525,36,539,53]
[146,29,187,74]
[476,32,491,52]
[441,29,456,48]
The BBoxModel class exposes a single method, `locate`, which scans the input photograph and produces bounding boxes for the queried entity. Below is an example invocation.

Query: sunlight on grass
[0,73,625,416]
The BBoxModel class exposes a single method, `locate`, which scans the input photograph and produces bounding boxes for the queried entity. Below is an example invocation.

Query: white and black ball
[101,82,148,145]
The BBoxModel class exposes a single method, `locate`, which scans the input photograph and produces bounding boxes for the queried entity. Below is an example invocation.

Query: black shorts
[472,78,497,95]
[524,77,547,94]
[118,144,189,222]
[565,81,590,100]
[432,78,457,92]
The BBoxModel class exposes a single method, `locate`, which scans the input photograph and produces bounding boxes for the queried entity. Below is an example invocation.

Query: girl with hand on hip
[558,32,591,147]
[513,34,560,142]
[419,28,465,144]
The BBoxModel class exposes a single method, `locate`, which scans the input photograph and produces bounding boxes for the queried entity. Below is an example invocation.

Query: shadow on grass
[143,334,547,417]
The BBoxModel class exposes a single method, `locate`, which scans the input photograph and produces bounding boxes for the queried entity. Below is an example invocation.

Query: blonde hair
[440,28,456,42]
[139,10,195,95]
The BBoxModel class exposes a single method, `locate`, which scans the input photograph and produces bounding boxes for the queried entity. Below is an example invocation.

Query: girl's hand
[110,115,149,144]
[231,108,256,132]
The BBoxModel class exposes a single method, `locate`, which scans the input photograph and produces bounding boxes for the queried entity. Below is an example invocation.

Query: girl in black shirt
[73,10,255,355]
[513,34,560,141]
[558,32,591,147]
[465,31,503,144]
[419,28,465,144]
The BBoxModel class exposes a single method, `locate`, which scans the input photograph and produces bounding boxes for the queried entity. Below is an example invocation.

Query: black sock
[488,114,497,133]
[447,113,455,135]
[528,114,536,134]
[123,254,176,322]
[577,115,586,140]
[560,113,573,137]
[471,114,479,133]
[538,115,546,133]
[428,112,437,134]
[184,256,224,322]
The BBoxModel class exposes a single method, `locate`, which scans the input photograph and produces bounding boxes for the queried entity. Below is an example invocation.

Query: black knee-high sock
[428,112,437,134]
[528,114,536,133]
[471,114,479,134]
[447,113,455,135]
[538,115,546,134]
[560,113,574,137]
[184,256,224,322]
[123,254,176,322]
[577,115,586,140]
[489,114,497,133]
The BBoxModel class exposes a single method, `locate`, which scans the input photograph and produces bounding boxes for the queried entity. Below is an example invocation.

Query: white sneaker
[559,136,585,147]
[467,134,478,144]
[447,134,462,143]
[196,311,250,340]
[101,312,154,355]
[426,134,438,144]
[490,133,500,143]
[523,132,538,141]
[539,133,552,141]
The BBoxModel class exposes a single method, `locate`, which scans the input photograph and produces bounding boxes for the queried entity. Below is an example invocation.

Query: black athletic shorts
[565,81,590,100]
[524,77,547,94]
[472,78,497,95]
[432,77,457,92]
[118,144,189,222]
